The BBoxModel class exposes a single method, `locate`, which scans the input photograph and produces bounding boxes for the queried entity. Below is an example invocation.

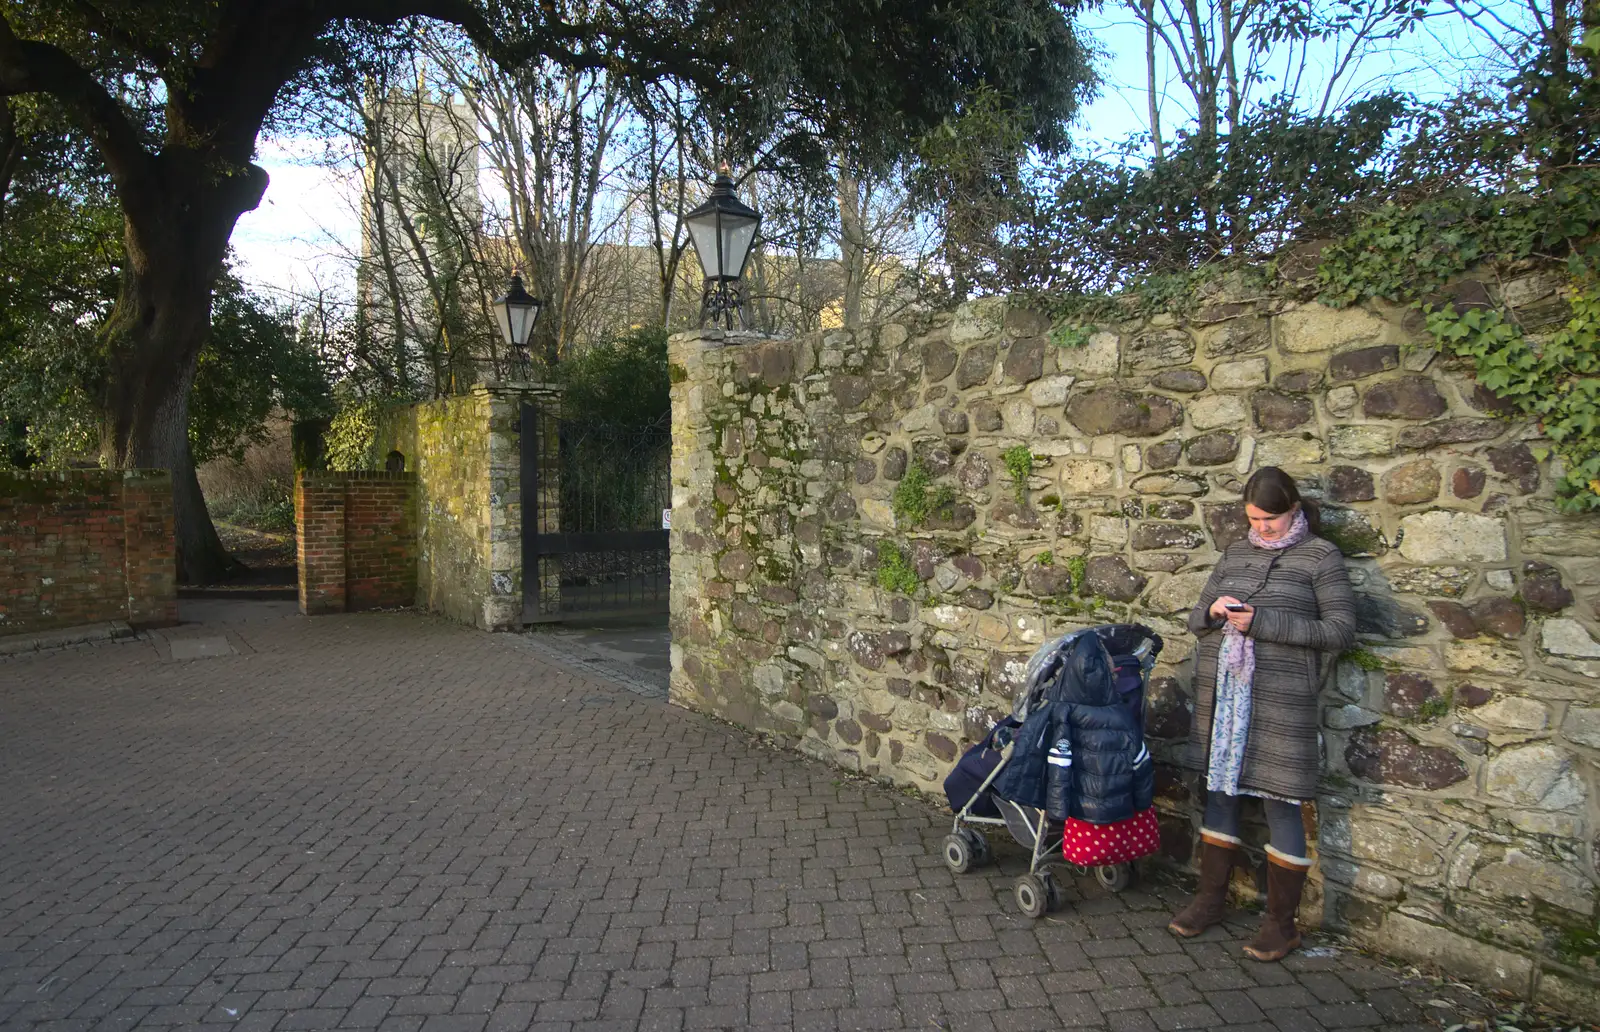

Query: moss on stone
[1559,924,1600,964]
[1320,507,1386,556]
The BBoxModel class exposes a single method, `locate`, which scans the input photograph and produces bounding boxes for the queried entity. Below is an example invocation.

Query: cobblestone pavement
[0,606,1503,1032]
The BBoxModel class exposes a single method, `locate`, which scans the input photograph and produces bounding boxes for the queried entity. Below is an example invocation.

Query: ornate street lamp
[684,169,760,329]
[491,270,542,378]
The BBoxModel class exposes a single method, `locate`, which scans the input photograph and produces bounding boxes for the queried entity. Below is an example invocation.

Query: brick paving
[0,606,1495,1032]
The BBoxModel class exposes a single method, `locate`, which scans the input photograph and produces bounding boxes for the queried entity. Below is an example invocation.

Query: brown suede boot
[1167,833,1239,937]
[1243,854,1310,962]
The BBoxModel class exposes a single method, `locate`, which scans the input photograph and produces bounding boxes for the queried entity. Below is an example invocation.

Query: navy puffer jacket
[993,631,1154,824]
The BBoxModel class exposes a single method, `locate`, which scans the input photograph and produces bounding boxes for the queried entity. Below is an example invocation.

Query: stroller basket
[938,623,1162,918]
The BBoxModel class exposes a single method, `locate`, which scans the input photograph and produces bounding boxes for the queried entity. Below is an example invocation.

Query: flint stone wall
[667,287,1600,1009]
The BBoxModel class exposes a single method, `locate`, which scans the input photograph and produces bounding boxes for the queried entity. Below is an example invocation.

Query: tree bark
[836,160,867,330]
[99,155,269,584]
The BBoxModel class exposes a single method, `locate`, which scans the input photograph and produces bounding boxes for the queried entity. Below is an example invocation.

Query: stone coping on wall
[665,287,1600,1010]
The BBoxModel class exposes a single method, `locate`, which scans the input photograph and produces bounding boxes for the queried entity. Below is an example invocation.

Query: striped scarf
[1206,508,1310,796]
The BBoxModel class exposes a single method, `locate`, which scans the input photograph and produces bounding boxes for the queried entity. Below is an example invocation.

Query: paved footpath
[0,605,1515,1032]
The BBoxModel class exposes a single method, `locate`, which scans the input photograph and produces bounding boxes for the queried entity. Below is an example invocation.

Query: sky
[230,5,1513,301]
[232,137,363,302]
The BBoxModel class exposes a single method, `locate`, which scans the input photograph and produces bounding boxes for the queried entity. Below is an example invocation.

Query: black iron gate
[522,399,671,622]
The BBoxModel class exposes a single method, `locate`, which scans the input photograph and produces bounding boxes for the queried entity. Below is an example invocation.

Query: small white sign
[661,509,672,530]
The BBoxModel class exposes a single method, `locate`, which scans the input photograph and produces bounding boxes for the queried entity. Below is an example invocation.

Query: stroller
[939,624,1163,918]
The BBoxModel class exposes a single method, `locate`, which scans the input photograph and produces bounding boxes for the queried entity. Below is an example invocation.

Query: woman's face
[1246,503,1298,541]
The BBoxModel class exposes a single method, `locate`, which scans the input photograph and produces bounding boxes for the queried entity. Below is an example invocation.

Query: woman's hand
[1210,596,1255,633]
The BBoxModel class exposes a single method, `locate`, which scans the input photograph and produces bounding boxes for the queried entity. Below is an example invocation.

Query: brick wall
[295,472,417,616]
[0,470,178,636]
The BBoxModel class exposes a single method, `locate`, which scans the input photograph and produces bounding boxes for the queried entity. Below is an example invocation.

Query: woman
[1167,467,1356,962]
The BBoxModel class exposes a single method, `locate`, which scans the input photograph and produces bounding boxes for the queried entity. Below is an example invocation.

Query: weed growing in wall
[891,460,933,525]
[1426,289,1600,511]
[1002,445,1034,505]
[892,460,959,526]
[1049,322,1094,350]
[1341,646,1386,671]
[1415,686,1454,722]
[876,540,920,595]
[1064,554,1087,592]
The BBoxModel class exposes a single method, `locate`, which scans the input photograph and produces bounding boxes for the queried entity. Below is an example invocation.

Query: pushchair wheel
[1044,871,1064,912]
[942,834,975,874]
[960,828,992,867]
[1095,864,1135,892]
[1013,873,1054,919]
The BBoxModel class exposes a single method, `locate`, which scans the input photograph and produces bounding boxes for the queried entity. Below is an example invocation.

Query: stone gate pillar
[372,381,561,630]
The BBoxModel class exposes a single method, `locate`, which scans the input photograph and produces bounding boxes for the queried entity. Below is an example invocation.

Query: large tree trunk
[100,158,269,584]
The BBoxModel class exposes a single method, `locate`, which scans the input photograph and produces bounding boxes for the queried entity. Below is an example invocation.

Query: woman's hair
[1243,466,1321,531]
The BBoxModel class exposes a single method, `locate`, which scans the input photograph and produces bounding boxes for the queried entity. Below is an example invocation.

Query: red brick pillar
[296,473,347,615]
[343,473,418,610]
[121,471,178,627]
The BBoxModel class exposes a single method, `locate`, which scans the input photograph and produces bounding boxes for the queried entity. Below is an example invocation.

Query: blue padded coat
[993,631,1154,824]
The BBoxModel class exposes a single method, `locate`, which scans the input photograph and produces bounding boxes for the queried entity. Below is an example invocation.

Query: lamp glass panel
[492,301,514,345]
[720,215,759,278]
[510,301,539,344]
[686,215,723,278]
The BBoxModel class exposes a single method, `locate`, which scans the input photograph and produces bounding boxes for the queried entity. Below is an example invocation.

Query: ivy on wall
[325,397,383,472]
[1316,168,1600,512]
[1427,289,1600,510]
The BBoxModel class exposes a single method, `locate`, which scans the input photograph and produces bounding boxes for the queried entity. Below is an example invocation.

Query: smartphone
[1223,603,1249,612]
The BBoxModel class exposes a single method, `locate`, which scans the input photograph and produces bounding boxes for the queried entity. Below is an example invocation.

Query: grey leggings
[1204,791,1308,859]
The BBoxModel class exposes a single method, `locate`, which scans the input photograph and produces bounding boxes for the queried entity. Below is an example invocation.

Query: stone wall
[667,289,1600,1009]
[295,471,418,615]
[373,384,559,630]
[0,470,177,636]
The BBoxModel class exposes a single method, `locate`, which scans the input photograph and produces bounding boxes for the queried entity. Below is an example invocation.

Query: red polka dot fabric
[1061,808,1161,866]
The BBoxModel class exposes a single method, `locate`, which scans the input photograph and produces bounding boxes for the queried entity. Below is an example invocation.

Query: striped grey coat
[1183,534,1357,801]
